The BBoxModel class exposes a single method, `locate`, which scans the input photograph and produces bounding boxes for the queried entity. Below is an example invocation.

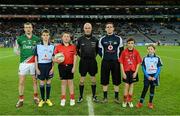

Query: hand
[53,59,61,64]
[49,68,54,75]
[36,68,41,75]
[133,72,137,78]
[148,76,153,81]
[123,73,127,80]
[71,67,75,73]
[152,77,156,81]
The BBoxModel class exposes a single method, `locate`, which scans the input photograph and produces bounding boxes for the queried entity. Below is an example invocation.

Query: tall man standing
[99,22,124,103]
[77,23,99,103]
[14,22,40,108]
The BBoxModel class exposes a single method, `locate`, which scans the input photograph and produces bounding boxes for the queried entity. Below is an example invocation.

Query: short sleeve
[157,57,163,67]
[136,51,142,64]
[54,45,59,55]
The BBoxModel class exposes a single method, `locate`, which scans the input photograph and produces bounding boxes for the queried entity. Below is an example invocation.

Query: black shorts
[37,63,53,81]
[79,58,98,77]
[123,71,139,84]
[58,64,74,80]
[144,74,160,86]
[101,59,121,86]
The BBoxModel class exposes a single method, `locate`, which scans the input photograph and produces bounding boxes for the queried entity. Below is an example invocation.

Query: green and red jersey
[17,34,40,63]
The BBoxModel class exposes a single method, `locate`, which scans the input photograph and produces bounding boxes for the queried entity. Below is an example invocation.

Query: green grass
[0,46,180,115]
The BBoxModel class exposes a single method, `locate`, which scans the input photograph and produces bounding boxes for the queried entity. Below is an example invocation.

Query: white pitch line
[86,96,94,116]
[0,55,15,59]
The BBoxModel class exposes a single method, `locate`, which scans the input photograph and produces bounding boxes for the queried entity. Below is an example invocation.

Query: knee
[79,81,84,85]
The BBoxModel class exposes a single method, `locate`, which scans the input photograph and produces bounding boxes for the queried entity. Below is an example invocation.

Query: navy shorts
[144,74,160,86]
[58,64,74,80]
[123,71,139,84]
[101,59,121,86]
[37,63,53,81]
[79,58,98,77]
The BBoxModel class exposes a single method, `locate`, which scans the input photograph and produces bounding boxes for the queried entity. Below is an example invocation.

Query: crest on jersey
[108,44,113,50]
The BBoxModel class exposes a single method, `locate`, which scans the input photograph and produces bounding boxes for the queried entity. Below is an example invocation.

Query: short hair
[127,38,135,43]
[24,22,32,26]
[41,29,50,35]
[105,22,114,27]
[147,44,156,50]
[61,31,71,37]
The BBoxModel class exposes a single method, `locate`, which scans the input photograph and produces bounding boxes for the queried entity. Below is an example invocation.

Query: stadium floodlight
[13,7,17,9]
[55,7,59,10]
[174,8,179,10]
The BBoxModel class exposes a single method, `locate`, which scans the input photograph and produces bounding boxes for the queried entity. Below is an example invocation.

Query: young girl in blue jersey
[34,29,55,107]
[136,44,162,109]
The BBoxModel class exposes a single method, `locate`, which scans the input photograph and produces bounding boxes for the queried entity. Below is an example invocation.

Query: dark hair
[24,22,32,26]
[147,44,156,50]
[105,22,114,27]
[127,38,135,43]
[41,29,50,35]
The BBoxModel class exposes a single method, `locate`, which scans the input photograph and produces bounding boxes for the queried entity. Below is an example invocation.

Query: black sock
[79,85,84,98]
[46,84,51,100]
[115,92,119,99]
[91,85,96,98]
[140,85,149,103]
[149,85,155,103]
[40,84,45,101]
[103,91,107,99]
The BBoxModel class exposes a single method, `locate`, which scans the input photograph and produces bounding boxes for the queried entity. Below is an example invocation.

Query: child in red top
[119,38,142,108]
[54,32,77,106]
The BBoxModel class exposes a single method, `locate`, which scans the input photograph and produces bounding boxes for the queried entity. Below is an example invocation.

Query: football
[54,52,65,63]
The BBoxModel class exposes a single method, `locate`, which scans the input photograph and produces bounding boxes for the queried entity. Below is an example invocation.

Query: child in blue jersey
[34,29,55,107]
[136,44,162,109]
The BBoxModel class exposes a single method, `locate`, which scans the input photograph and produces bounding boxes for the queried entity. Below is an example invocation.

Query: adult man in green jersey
[14,22,41,108]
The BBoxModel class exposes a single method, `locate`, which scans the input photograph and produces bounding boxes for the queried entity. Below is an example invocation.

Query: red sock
[34,93,38,98]
[19,95,24,100]
[124,95,127,102]
[61,95,66,99]
[128,94,133,102]
[70,94,75,99]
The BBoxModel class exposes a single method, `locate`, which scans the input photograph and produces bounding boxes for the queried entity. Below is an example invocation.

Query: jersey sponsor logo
[108,44,113,51]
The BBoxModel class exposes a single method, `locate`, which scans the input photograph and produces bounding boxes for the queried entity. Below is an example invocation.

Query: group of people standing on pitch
[14,22,162,109]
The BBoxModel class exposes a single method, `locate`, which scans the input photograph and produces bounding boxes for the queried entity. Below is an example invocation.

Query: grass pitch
[0,46,180,115]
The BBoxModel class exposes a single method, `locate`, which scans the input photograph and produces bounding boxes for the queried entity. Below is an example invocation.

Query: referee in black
[99,22,124,103]
[77,23,99,103]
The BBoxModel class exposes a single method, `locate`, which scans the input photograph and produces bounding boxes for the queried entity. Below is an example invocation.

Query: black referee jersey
[77,35,98,59]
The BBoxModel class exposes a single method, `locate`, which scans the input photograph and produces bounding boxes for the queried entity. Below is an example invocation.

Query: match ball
[55,52,65,63]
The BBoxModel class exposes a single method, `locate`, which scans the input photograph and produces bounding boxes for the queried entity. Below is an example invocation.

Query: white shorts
[18,63,35,76]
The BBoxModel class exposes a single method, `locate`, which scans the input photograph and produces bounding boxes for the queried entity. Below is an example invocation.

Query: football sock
[46,84,51,100]
[91,85,96,98]
[115,92,119,99]
[40,84,45,101]
[70,94,75,99]
[103,91,107,99]
[79,85,84,98]
[19,95,24,101]
[140,85,149,103]
[124,95,127,102]
[149,85,155,103]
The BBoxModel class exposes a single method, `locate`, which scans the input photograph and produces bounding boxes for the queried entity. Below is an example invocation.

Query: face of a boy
[147,46,155,55]
[62,33,71,43]
[41,33,50,41]
[127,41,134,50]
